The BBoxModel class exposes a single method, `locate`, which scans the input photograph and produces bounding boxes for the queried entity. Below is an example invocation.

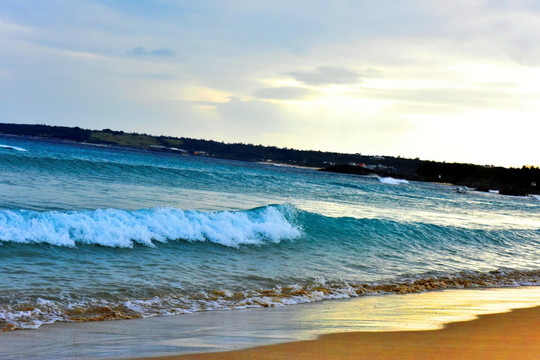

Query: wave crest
[378,176,409,185]
[0,205,302,248]
[0,144,27,152]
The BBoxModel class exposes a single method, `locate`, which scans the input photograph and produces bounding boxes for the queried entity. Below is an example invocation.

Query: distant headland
[0,123,538,196]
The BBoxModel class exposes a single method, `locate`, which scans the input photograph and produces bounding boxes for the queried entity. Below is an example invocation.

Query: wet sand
[143,305,540,360]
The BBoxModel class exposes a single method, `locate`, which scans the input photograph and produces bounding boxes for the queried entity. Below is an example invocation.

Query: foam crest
[1,269,538,331]
[0,144,27,152]
[378,176,409,185]
[0,205,302,248]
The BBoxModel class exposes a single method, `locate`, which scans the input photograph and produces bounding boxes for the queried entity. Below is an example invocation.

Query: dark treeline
[0,123,421,171]
[0,123,92,142]
[415,162,540,196]
[1,123,538,195]
[165,137,423,173]
[323,162,540,196]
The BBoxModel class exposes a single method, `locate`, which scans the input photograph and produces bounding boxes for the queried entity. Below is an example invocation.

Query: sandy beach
[143,305,540,360]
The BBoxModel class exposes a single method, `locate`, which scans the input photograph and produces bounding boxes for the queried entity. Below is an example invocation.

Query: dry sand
[142,305,539,360]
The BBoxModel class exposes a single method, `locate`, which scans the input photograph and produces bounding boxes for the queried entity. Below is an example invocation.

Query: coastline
[1,287,539,359]
[256,161,320,170]
[145,305,540,360]
[2,130,538,196]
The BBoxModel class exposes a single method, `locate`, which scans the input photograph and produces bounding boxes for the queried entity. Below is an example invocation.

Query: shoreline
[3,132,538,197]
[3,128,538,197]
[144,305,540,360]
[1,286,539,359]
[256,161,320,170]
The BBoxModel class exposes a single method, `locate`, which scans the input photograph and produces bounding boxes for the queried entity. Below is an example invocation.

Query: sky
[1,0,539,167]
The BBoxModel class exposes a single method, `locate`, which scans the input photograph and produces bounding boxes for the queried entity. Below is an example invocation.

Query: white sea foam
[0,144,27,152]
[378,177,409,185]
[0,205,302,248]
[1,269,538,331]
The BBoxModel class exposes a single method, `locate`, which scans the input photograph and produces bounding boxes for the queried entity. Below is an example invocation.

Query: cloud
[288,66,362,85]
[130,46,175,57]
[214,97,289,140]
[360,87,529,111]
[253,86,319,100]
[2,0,540,166]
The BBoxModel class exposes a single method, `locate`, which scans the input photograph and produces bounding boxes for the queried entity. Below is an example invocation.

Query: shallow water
[0,135,539,330]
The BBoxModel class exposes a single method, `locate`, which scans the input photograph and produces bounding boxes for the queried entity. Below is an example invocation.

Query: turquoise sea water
[0,135,539,331]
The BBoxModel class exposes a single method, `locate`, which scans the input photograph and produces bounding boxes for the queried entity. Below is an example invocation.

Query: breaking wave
[378,176,409,185]
[0,204,302,248]
[0,144,27,152]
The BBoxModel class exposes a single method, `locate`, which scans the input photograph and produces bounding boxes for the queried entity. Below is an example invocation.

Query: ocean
[1,135,539,332]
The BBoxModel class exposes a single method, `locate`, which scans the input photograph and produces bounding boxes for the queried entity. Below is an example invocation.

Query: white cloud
[214,97,288,139]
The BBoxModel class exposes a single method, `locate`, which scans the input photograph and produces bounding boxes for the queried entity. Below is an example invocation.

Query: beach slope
[143,306,539,360]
